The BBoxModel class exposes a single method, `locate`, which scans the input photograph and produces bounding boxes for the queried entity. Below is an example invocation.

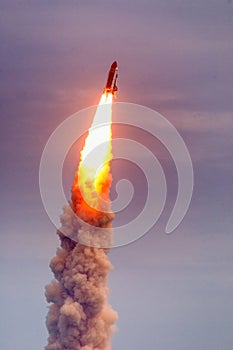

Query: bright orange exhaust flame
[72,92,113,218]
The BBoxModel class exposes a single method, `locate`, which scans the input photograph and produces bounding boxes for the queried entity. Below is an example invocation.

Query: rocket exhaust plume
[44,86,118,349]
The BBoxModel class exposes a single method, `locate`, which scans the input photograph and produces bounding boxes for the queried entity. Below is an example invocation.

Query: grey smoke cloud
[45,229,118,349]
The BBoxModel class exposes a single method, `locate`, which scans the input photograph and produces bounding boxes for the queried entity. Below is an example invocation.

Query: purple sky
[1,1,233,350]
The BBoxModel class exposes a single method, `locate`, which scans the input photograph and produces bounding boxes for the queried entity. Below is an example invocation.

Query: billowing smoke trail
[44,93,118,350]
[44,233,117,350]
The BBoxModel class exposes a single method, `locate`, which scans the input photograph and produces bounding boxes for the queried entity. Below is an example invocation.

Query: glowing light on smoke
[72,92,113,216]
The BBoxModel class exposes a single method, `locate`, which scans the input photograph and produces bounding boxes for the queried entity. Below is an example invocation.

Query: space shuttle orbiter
[104,61,118,96]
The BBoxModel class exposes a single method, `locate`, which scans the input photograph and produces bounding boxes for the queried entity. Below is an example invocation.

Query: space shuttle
[104,61,118,96]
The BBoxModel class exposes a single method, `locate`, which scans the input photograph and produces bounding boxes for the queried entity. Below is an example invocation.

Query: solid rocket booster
[104,61,118,95]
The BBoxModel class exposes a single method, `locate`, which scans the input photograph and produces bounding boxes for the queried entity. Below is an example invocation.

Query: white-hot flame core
[78,93,113,196]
